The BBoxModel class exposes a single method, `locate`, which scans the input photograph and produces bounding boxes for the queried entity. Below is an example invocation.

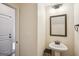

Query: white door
[0,4,15,56]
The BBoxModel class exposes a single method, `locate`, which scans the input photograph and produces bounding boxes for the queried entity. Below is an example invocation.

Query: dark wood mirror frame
[50,14,67,37]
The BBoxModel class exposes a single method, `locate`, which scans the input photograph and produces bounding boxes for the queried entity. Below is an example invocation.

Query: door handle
[16,41,18,44]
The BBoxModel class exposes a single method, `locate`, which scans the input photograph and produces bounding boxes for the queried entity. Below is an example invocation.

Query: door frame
[2,3,20,56]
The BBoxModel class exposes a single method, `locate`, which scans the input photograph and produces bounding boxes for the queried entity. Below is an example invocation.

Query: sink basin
[49,42,68,52]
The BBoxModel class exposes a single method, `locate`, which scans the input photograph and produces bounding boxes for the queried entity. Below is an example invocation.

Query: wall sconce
[52,4,63,9]
[74,24,79,32]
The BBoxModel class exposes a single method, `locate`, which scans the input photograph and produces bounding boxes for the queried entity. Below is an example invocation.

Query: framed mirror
[50,14,67,37]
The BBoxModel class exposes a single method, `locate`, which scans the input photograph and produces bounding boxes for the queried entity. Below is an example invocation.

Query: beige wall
[46,4,74,56]
[19,3,37,56]
[37,4,46,56]
[74,4,79,56]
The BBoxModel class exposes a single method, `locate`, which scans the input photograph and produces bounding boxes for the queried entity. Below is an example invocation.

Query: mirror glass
[50,14,67,37]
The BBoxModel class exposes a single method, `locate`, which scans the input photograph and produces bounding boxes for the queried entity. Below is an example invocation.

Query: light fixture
[52,4,63,9]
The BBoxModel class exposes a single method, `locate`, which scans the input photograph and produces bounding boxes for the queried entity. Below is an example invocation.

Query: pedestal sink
[49,42,68,56]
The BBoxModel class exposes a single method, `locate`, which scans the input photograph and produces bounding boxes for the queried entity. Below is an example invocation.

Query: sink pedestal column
[54,51,60,56]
